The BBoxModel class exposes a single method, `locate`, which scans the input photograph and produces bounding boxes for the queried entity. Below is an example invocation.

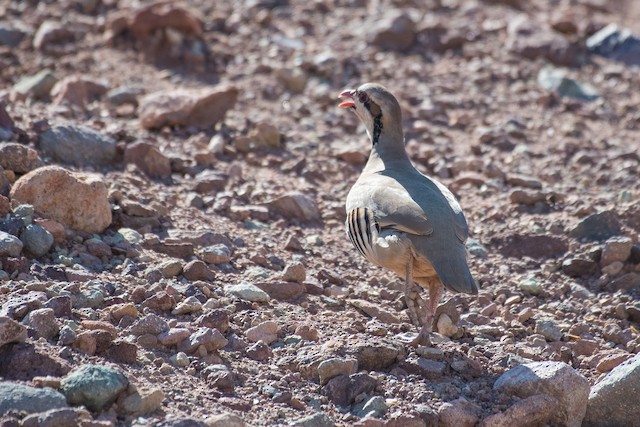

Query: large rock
[0,382,67,414]
[0,143,44,173]
[60,364,128,411]
[584,353,640,426]
[139,86,238,130]
[38,125,116,166]
[494,361,589,427]
[480,394,557,427]
[10,166,112,233]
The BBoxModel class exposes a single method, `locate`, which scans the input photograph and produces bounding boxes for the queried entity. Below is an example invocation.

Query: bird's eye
[358,92,368,103]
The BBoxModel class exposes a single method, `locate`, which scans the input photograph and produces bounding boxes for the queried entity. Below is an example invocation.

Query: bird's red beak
[338,89,356,108]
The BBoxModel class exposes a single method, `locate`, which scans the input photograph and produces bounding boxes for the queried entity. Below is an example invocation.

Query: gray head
[338,83,403,145]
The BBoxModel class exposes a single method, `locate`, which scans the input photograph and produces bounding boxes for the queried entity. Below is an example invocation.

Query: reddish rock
[139,86,238,130]
[10,166,112,233]
[123,142,172,179]
[50,76,108,108]
[491,233,568,259]
[0,143,43,174]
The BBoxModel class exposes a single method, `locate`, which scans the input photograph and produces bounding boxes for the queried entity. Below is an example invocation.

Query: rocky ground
[1,0,640,426]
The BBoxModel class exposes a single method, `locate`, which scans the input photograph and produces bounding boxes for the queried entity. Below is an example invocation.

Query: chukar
[338,83,478,346]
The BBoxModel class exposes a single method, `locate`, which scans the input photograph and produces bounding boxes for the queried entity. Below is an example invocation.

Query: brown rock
[0,316,27,347]
[33,21,74,50]
[183,260,215,281]
[254,281,306,300]
[246,341,272,361]
[479,394,558,427]
[123,142,172,179]
[10,166,112,233]
[139,86,238,130]
[265,192,321,222]
[0,143,43,174]
[439,398,480,427]
[111,3,203,40]
[196,309,230,334]
[0,342,70,380]
[349,299,401,324]
[105,340,138,364]
[50,76,108,108]
[369,11,416,52]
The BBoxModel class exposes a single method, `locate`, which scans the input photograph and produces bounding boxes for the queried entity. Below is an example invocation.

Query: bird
[338,83,478,346]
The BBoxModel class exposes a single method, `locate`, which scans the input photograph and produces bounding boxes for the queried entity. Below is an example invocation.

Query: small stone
[127,314,169,336]
[368,10,416,52]
[349,299,401,324]
[246,341,273,361]
[438,398,479,427]
[0,143,44,174]
[23,308,59,340]
[416,357,447,379]
[119,387,164,416]
[535,319,563,342]
[110,303,139,321]
[11,70,58,100]
[519,276,543,295]
[480,394,558,427]
[317,358,358,385]
[199,244,232,264]
[281,262,306,283]
[33,21,74,50]
[602,261,624,276]
[171,352,190,367]
[436,313,458,337]
[60,364,128,412]
[172,296,203,315]
[39,125,116,167]
[21,224,54,257]
[0,316,27,347]
[0,24,25,47]
[139,86,238,130]
[225,283,270,302]
[538,67,599,101]
[587,23,640,66]
[562,258,597,277]
[50,76,108,108]
[0,231,23,257]
[601,236,634,266]
[205,413,245,427]
[123,141,172,179]
[354,395,387,418]
[182,260,215,281]
[246,321,278,345]
[290,412,335,427]
[509,189,547,205]
[275,68,307,94]
[265,192,321,222]
[178,327,228,353]
[158,328,191,347]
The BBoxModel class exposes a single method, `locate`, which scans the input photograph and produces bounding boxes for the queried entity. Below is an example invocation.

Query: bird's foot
[397,325,432,347]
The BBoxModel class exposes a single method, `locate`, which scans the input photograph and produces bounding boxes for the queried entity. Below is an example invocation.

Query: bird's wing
[431,178,469,244]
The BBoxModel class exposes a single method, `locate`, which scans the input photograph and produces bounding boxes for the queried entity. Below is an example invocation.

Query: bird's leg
[404,258,421,328]
[409,279,444,347]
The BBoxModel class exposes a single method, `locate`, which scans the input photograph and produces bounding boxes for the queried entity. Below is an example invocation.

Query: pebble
[225,283,270,302]
[587,23,640,66]
[265,192,321,222]
[354,395,387,418]
[206,413,245,427]
[178,327,228,353]
[158,328,191,347]
[317,358,358,385]
[601,236,633,266]
[172,296,203,315]
[466,238,488,258]
[60,364,128,411]
[349,299,400,325]
[0,316,27,347]
[437,313,458,337]
[368,10,416,52]
[0,24,25,47]
[0,230,23,257]
[0,381,68,415]
[123,141,172,179]
[480,394,557,427]
[537,66,599,101]
[246,321,278,345]
[290,412,335,427]
[199,244,232,264]
[535,319,563,342]
[171,352,190,367]
[128,314,170,336]
[139,86,239,129]
[281,261,306,283]
[519,276,543,295]
[0,143,43,174]
[33,20,74,50]
[182,260,215,281]
[39,125,117,167]
[246,341,272,361]
[119,387,165,416]
[22,308,59,340]
[21,224,54,257]
[11,69,58,99]
[438,397,480,427]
